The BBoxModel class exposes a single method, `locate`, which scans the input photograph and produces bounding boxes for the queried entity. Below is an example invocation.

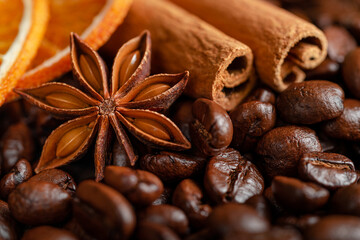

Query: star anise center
[99,99,116,115]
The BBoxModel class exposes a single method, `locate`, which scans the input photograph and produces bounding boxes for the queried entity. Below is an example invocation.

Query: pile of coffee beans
[1,0,360,239]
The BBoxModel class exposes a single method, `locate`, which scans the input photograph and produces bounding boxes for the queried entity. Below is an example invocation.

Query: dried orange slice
[9,0,133,103]
[0,0,49,106]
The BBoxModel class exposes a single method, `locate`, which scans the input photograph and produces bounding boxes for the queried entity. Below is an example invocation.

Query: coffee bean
[230,101,276,151]
[140,151,205,181]
[324,25,357,63]
[0,217,17,240]
[22,226,78,240]
[136,222,180,240]
[277,80,344,124]
[277,214,320,232]
[305,215,360,240]
[8,181,71,225]
[245,195,272,220]
[74,180,135,240]
[305,58,340,80]
[171,98,194,141]
[64,217,95,240]
[152,186,173,205]
[0,122,34,173]
[207,203,270,237]
[264,186,286,215]
[140,204,189,236]
[184,229,213,240]
[298,152,357,189]
[272,176,329,213]
[172,179,212,229]
[190,98,233,156]
[28,169,76,197]
[343,48,360,99]
[332,184,360,216]
[0,159,32,200]
[323,99,360,141]
[223,226,302,240]
[204,148,264,204]
[104,166,163,206]
[244,87,276,105]
[0,200,16,240]
[0,200,11,221]
[257,126,322,178]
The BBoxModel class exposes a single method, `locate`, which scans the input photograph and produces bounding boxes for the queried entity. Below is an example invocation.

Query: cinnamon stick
[101,0,254,111]
[170,0,328,92]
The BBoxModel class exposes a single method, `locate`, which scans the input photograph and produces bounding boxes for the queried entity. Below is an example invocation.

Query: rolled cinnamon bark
[170,0,328,92]
[101,0,254,111]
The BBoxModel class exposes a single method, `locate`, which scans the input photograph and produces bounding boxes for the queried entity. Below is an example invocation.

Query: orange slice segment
[0,0,49,106]
[10,0,133,103]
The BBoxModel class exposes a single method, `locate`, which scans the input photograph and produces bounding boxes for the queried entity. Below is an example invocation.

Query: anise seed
[45,92,89,109]
[119,50,141,87]
[132,118,171,140]
[134,83,171,101]
[56,124,93,158]
[79,54,102,92]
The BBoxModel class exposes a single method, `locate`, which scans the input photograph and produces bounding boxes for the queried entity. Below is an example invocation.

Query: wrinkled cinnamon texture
[170,0,327,92]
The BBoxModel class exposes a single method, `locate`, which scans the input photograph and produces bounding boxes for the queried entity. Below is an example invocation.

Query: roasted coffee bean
[140,204,189,236]
[244,87,276,105]
[272,176,329,213]
[324,25,357,63]
[140,151,205,181]
[207,203,270,237]
[245,195,272,220]
[22,226,78,240]
[298,152,357,189]
[104,166,163,206]
[0,159,32,200]
[204,148,264,204]
[257,126,322,178]
[305,58,340,80]
[224,226,302,240]
[136,222,180,240]
[343,48,360,99]
[64,217,95,240]
[74,180,135,240]
[230,101,276,151]
[277,80,344,124]
[172,179,212,229]
[0,122,34,173]
[264,186,285,215]
[8,181,71,225]
[184,229,213,240]
[152,186,173,205]
[0,217,17,240]
[332,184,360,216]
[190,98,233,156]
[277,214,320,232]
[28,169,76,197]
[0,200,16,240]
[323,99,360,141]
[0,200,10,221]
[305,215,360,240]
[171,98,194,141]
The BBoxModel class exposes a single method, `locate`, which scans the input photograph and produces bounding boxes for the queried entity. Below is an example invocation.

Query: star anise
[15,31,190,181]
